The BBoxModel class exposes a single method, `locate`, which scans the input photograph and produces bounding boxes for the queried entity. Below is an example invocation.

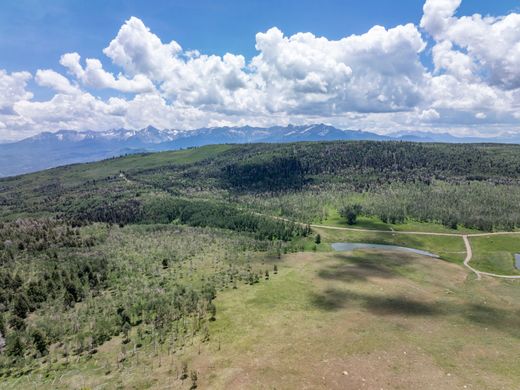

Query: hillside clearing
[199,251,520,389]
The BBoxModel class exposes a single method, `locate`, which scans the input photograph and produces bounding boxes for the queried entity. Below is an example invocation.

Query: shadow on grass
[311,288,352,311]
[310,248,520,338]
[362,295,439,316]
[317,252,420,283]
[463,304,520,338]
[353,217,392,231]
[310,289,520,338]
[311,288,439,316]
[317,258,394,282]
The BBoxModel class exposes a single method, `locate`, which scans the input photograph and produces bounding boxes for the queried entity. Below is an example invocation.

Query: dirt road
[309,223,520,280]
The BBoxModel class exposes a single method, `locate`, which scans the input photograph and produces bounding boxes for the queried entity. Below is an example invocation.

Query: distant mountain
[0,124,389,177]
[160,124,391,150]
[391,130,520,144]
[0,124,517,177]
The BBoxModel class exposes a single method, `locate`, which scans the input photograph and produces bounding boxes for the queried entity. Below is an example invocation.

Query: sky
[1,0,520,141]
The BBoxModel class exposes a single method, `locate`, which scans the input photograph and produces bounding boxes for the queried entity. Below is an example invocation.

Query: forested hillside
[2,140,520,384]
[3,141,520,230]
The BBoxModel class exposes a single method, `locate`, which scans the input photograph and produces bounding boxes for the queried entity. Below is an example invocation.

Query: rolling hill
[1,141,520,389]
[4,124,520,177]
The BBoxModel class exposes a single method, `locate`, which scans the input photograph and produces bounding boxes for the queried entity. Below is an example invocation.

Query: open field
[310,223,520,276]
[469,235,520,276]
[5,249,519,390]
[311,226,467,264]
[203,251,520,389]
[319,208,482,235]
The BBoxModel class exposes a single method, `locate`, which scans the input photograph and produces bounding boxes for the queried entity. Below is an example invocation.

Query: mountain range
[1,124,520,177]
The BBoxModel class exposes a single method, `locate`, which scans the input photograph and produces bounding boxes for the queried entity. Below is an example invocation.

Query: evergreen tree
[30,329,48,356]
[208,302,216,321]
[340,204,363,225]
[13,293,30,319]
[180,361,189,380]
[6,334,24,358]
[190,370,198,389]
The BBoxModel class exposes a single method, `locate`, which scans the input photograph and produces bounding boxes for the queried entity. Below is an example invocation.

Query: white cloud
[251,24,427,114]
[0,70,32,112]
[99,18,427,115]
[420,0,461,38]
[419,108,440,121]
[422,0,520,89]
[60,52,155,93]
[103,16,182,80]
[2,1,520,141]
[431,40,475,81]
[35,69,80,94]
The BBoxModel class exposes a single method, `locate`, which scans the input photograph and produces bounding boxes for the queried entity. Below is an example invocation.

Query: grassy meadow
[469,235,520,275]
[6,248,518,389]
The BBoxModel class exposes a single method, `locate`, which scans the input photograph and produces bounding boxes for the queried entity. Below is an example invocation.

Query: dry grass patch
[194,250,520,389]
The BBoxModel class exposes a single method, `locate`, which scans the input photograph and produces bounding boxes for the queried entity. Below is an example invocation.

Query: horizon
[4,122,519,144]
[1,0,520,141]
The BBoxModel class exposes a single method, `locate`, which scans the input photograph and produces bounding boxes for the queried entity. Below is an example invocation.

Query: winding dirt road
[462,235,481,280]
[118,179,520,279]
[308,223,520,280]
[259,213,520,279]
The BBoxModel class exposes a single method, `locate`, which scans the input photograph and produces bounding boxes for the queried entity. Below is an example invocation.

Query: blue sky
[1,0,520,140]
[1,0,518,72]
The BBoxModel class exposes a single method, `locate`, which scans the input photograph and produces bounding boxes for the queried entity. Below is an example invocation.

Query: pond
[331,242,439,258]
[515,254,520,270]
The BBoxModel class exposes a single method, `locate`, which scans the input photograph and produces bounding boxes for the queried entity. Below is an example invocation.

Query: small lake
[515,254,520,270]
[331,242,439,258]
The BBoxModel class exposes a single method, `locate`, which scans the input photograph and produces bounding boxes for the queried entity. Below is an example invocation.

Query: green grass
[319,207,480,234]
[313,226,467,264]
[3,238,519,389]
[0,144,235,219]
[0,144,233,189]
[203,251,520,389]
[469,235,520,275]
[314,210,520,275]
[289,235,332,253]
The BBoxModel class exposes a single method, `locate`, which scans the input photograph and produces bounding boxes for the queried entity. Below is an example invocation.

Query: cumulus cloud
[103,17,182,79]
[420,0,461,38]
[99,18,427,116]
[2,0,520,141]
[60,52,155,93]
[419,108,440,121]
[415,0,520,129]
[431,40,475,81]
[0,70,32,113]
[422,0,520,89]
[102,17,253,109]
[252,24,426,114]
[35,69,80,94]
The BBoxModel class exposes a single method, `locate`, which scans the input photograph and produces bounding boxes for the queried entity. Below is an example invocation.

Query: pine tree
[190,370,198,389]
[208,302,216,321]
[6,334,24,358]
[180,361,189,380]
[30,328,48,356]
